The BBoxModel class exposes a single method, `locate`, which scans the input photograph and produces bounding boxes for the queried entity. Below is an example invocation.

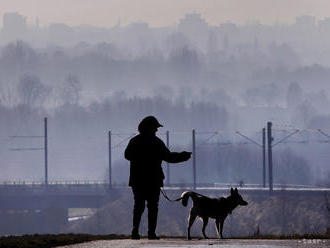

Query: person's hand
[181,151,192,161]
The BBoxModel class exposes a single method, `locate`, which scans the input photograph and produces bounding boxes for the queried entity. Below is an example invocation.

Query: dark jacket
[125,133,188,188]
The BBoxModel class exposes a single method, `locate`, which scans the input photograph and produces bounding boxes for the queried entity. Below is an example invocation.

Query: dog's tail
[179,191,196,207]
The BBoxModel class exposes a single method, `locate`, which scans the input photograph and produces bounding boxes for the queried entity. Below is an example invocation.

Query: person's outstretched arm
[161,142,191,163]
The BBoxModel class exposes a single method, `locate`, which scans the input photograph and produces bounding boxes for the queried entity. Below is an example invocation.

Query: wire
[9,148,44,151]
[235,131,262,147]
[272,129,300,147]
[111,134,135,149]
[316,129,330,141]
[9,136,44,138]
[197,132,219,147]
[112,132,136,136]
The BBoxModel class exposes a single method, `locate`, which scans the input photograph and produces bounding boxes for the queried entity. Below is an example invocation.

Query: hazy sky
[1,0,330,27]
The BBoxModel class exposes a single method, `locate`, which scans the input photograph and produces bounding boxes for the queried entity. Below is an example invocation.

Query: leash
[160,188,182,202]
[160,188,208,202]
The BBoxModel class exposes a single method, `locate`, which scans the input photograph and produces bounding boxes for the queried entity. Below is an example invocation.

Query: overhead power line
[272,129,300,147]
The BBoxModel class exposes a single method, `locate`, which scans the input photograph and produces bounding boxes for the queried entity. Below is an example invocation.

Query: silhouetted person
[125,116,191,240]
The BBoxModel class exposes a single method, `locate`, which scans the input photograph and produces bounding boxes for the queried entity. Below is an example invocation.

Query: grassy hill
[66,189,330,238]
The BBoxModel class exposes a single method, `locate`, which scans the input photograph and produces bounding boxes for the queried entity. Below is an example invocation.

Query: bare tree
[60,74,82,105]
[286,82,303,108]
[0,82,20,107]
[17,74,51,108]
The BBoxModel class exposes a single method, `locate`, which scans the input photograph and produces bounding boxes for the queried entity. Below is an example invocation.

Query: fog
[1,12,330,186]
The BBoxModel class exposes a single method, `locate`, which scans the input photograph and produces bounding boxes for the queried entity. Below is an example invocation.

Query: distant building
[218,22,238,51]
[178,13,209,51]
[318,18,330,31]
[178,13,208,34]
[35,17,40,28]
[128,22,149,32]
[2,12,27,40]
[207,31,218,54]
[295,15,316,29]
[3,12,26,30]
[48,23,74,45]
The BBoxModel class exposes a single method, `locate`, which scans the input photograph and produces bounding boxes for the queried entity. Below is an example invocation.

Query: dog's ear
[235,188,238,193]
[231,188,234,194]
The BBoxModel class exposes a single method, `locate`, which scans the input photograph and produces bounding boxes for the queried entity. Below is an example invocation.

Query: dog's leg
[187,208,197,240]
[215,218,220,239]
[201,217,209,239]
[219,218,225,239]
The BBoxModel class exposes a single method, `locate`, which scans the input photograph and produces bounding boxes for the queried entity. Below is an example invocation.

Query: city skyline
[1,0,330,28]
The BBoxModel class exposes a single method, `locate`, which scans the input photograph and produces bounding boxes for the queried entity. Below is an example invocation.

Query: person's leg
[132,187,145,239]
[146,187,160,239]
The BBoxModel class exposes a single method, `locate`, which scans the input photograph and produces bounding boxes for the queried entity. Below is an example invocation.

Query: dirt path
[57,238,329,248]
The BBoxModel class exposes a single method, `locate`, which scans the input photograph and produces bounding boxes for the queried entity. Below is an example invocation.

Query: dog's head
[230,188,248,206]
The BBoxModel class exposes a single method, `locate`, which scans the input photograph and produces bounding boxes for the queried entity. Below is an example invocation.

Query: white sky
[0,0,330,27]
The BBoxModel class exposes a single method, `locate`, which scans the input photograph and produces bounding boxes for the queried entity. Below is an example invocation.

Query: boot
[131,228,140,240]
[148,233,160,240]
[132,208,143,240]
[148,206,159,239]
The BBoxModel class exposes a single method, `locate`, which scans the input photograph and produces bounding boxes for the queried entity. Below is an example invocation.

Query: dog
[177,188,248,239]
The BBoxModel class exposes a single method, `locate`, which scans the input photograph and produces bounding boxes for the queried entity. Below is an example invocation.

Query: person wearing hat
[124,116,191,240]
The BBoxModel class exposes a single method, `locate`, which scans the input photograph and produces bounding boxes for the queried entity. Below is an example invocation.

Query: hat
[138,116,163,133]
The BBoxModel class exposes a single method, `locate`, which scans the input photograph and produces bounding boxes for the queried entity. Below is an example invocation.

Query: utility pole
[44,117,48,186]
[267,122,273,191]
[166,131,170,186]
[266,125,299,191]
[262,128,266,188]
[108,131,112,189]
[192,129,196,189]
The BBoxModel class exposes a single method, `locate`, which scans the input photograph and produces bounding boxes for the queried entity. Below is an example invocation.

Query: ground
[58,238,330,248]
